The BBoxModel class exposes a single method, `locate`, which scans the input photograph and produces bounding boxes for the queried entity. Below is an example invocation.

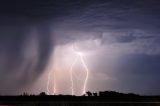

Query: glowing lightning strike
[80,54,89,95]
[70,55,78,95]
[46,70,52,95]
[47,68,56,95]
[52,71,56,95]
[46,43,89,96]
[70,44,89,95]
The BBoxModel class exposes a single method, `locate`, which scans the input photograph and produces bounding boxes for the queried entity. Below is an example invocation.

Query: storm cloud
[0,0,160,95]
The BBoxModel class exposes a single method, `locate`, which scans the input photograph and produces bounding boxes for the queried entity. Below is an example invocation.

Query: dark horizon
[0,90,160,106]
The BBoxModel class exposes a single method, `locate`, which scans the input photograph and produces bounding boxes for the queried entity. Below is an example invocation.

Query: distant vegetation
[20,90,139,97]
[0,91,160,106]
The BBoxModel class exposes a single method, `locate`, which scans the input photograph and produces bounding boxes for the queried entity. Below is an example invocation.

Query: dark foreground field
[0,92,160,106]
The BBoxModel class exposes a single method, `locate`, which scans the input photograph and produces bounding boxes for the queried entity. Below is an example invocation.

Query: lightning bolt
[53,70,56,95]
[46,70,52,95]
[80,54,89,95]
[46,67,56,95]
[70,55,78,95]
[70,44,89,95]
[46,43,89,95]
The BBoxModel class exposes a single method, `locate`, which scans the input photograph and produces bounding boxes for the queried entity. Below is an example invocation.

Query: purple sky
[0,0,160,95]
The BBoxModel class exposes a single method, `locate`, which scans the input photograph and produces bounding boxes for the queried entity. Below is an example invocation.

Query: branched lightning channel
[70,55,78,95]
[46,44,89,95]
[70,44,89,95]
[80,55,89,95]
[47,69,56,95]
[46,70,52,95]
[52,71,56,95]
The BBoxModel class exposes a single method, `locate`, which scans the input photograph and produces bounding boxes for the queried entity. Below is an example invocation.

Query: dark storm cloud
[113,54,160,95]
[0,16,53,94]
[90,53,160,95]
[101,30,158,44]
[48,0,160,46]
[0,0,160,94]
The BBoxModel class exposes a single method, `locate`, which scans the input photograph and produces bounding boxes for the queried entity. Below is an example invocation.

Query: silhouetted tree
[23,92,29,96]
[30,94,36,96]
[93,93,98,96]
[39,92,46,96]
[86,91,92,96]
[82,94,86,96]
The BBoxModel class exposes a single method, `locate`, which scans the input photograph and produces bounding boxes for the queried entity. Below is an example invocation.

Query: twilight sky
[0,0,160,95]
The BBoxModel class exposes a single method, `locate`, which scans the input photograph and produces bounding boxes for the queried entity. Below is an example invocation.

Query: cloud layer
[0,0,160,95]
